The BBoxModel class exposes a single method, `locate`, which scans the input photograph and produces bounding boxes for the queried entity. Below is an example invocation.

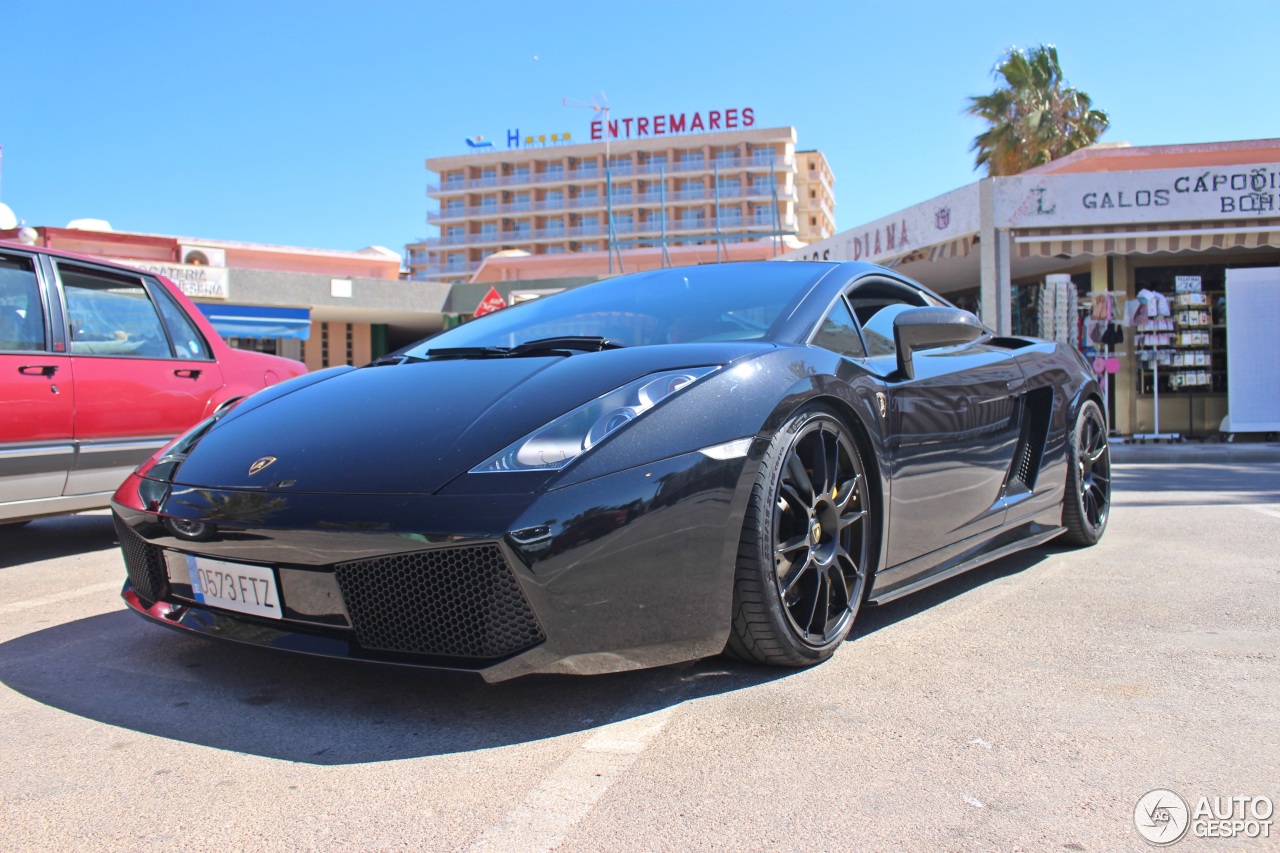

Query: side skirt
[867,521,1065,605]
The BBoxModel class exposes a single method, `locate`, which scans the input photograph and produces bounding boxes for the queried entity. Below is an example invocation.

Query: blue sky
[0,1,1274,258]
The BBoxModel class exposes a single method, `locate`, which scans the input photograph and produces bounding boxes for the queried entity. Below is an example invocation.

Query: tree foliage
[967,45,1110,177]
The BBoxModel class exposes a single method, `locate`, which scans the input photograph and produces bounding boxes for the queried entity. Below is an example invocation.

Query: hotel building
[407,121,835,283]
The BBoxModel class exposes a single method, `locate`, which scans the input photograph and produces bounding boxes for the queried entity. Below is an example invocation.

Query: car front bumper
[112,448,756,682]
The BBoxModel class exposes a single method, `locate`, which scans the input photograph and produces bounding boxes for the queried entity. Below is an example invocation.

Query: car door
[0,249,75,510]
[848,278,1025,572]
[52,259,226,496]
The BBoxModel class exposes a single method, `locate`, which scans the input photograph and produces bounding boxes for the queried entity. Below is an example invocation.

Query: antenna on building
[563,92,624,275]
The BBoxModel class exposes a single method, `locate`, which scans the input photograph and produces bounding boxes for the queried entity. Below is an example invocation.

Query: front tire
[725,406,872,667]
[1061,399,1110,546]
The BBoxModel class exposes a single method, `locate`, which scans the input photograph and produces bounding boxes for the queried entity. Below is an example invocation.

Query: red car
[0,243,306,525]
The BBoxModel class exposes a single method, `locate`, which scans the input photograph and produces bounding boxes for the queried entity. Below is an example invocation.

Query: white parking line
[1244,505,1280,520]
[0,580,120,615]
[467,706,677,853]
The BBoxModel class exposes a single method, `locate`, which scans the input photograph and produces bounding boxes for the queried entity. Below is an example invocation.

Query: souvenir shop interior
[1005,255,1278,439]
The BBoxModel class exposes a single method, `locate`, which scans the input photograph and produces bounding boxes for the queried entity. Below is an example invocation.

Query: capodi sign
[999,163,1280,227]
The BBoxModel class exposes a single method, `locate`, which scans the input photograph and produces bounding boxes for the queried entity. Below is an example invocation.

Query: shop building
[0,225,452,368]
[784,138,1280,437]
[408,113,835,283]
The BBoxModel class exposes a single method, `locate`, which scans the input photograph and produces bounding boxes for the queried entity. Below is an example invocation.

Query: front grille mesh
[114,516,168,605]
[334,543,544,660]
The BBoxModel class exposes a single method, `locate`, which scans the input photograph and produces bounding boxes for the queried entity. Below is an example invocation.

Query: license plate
[187,556,282,620]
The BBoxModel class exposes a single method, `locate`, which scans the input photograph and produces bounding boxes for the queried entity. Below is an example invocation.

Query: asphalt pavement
[1,462,1277,851]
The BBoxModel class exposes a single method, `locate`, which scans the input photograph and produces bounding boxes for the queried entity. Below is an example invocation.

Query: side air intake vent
[1010,388,1054,490]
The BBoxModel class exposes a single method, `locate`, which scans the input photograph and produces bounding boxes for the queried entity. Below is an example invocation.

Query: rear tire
[1061,399,1110,546]
[725,406,872,667]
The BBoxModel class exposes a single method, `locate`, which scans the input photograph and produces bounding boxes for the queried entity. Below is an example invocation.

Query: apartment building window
[713,148,736,163]
[810,216,817,226]
[446,225,465,243]
[678,179,703,200]
[480,167,497,185]
[545,163,564,179]
[545,245,565,254]
[717,205,742,225]
[446,252,467,271]
[716,176,739,196]
[480,195,497,210]
[513,191,531,211]
[682,208,705,225]
[751,146,776,165]
[646,154,667,170]
[578,214,600,235]
[610,184,632,202]
[752,176,773,195]
[578,187,599,203]
[608,155,632,175]
[577,158,598,177]
[444,171,465,187]
[546,216,565,235]
[545,189,565,209]
[513,165,530,181]
[481,222,498,239]
[514,221,531,237]
[613,212,634,232]
[446,198,465,213]
[752,205,775,225]
[679,150,704,166]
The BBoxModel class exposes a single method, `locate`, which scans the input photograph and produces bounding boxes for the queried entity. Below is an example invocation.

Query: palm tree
[967,45,1110,176]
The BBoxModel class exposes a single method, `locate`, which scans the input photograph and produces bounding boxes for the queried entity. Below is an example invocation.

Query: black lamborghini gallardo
[113,261,1110,681]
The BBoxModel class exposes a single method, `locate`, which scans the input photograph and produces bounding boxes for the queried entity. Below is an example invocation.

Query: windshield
[407,263,832,355]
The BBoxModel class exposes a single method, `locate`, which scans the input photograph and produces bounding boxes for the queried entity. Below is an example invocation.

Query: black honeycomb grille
[333,544,545,660]
[1011,388,1054,489]
[114,516,168,605]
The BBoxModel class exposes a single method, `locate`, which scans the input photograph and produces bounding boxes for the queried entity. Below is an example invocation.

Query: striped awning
[881,235,977,269]
[1014,219,1280,258]
[928,234,978,262]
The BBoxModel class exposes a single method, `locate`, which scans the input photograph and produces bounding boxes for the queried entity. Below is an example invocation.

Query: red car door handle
[18,364,58,377]
[174,368,203,379]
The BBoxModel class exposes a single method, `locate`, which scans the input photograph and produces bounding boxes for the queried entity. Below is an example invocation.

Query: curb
[1109,441,1280,465]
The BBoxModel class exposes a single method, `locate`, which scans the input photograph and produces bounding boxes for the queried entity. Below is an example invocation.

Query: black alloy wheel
[725,406,871,667]
[1061,399,1111,546]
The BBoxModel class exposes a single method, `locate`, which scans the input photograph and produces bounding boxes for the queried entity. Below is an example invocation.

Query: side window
[150,280,211,360]
[0,254,46,352]
[60,264,173,358]
[847,280,931,358]
[811,296,866,358]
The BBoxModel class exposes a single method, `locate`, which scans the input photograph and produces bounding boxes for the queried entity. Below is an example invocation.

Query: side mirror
[893,306,986,379]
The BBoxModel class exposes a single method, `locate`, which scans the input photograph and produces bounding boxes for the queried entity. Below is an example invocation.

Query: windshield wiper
[426,336,624,360]
[511,336,624,355]
[365,354,428,367]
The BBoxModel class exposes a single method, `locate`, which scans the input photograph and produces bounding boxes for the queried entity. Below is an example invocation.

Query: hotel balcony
[411,215,799,255]
[426,186,798,223]
[427,155,797,195]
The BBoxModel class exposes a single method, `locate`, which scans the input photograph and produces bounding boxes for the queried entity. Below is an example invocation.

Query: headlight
[471,367,717,473]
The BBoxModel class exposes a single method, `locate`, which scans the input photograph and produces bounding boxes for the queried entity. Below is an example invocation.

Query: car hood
[164,343,769,495]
